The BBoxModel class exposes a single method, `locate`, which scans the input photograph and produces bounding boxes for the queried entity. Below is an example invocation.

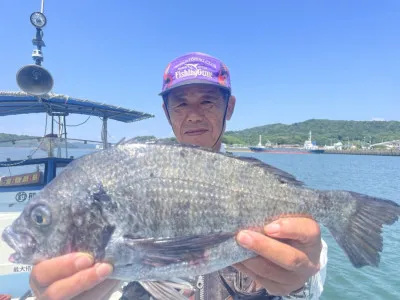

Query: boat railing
[0,136,111,163]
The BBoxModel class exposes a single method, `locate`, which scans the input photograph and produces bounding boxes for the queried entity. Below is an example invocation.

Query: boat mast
[16,0,53,96]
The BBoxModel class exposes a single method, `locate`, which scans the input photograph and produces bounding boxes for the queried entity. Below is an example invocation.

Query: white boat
[249,135,272,152]
[302,131,325,154]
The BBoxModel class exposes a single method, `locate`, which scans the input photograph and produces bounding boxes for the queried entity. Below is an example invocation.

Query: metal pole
[49,115,54,157]
[64,115,68,158]
[102,118,108,149]
[57,116,61,158]
[41,0,45,13]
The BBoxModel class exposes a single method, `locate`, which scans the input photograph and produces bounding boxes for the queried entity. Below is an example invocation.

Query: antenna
[16,0,54,96]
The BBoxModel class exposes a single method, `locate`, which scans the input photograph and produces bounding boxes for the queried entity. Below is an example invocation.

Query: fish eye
[30,205,51,226]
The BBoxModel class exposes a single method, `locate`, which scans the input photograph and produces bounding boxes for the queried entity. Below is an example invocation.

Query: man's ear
[162,102,172,125]
[225,95,236,121]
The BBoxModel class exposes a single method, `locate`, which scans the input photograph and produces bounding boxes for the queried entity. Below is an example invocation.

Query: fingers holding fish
[264,217,322,269]
[29,252,113,300]
[233,261,304,296]
[265,217,321,245]
[72,279,121,300]
[236,229,318,273]
[34,263,112,300]
[234,255,305,286]
[30,253,94,287]
[235,224,321,296]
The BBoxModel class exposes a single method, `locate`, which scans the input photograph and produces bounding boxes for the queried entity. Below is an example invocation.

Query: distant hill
[223,119,400,146]
[0,133,91,148]
[0,133,40,147]
[2,119,399,148]
[0,133,37,141]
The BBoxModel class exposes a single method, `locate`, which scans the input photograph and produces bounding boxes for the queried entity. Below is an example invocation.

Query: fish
[2,141,400,286]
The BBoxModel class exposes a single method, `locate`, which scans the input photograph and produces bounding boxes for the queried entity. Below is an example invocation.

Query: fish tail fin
[324,191,400,268]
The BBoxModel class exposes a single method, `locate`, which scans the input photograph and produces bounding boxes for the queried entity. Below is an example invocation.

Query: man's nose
[186,107,204,122]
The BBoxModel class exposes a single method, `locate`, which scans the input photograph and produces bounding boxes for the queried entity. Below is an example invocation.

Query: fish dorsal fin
[114,137,126,146]
[116,138,190,148]
[118,139,218,153]
[116,138,143,146]
[152,140,216,153]
[117,140,303,186]
[232,156,304,186]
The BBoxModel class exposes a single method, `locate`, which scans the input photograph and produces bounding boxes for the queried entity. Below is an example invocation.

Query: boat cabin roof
[0,91,154,123]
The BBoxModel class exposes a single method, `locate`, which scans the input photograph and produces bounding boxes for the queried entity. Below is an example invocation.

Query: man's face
[163,84,235,150]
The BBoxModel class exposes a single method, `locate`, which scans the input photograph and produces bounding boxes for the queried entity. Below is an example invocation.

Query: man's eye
[176,103,187,108]
[202,100,213,105]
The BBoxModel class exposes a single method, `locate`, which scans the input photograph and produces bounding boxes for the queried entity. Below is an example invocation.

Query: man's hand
[235,217,322,296]
[29,252,119,300]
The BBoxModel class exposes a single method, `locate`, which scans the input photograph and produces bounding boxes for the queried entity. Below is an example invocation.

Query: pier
[225,147,400,156]
[323,149,400,156]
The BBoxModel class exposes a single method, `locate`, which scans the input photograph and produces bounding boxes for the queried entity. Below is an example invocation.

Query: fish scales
[106,144,308,236]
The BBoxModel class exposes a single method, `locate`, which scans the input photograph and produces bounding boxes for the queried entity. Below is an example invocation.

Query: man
[29,52,327,299]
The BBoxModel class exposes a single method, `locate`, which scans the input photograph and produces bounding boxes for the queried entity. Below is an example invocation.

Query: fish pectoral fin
[139,280,191,300]
[124,233,234,267]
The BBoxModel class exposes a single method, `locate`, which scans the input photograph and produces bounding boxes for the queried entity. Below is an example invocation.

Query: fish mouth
[184,128,209,136]
[2,226,36,264]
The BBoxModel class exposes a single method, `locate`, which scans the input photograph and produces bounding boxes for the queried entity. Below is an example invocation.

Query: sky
[0,0,399,142]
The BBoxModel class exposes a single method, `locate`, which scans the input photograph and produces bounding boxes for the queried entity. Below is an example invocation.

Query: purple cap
[159,52,231,96]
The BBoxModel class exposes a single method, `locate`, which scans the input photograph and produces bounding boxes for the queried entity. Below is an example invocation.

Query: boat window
[55,162,71,176]
[0,163,45,187]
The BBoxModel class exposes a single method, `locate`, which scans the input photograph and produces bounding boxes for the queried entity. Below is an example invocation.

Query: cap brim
[159,79,231,96]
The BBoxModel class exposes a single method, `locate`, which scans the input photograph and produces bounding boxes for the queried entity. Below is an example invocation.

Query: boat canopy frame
[0,91,154,151]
